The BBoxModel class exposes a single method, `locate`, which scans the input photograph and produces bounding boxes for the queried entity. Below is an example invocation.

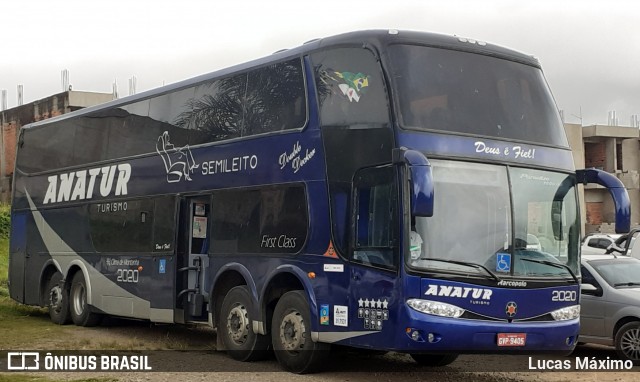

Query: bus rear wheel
[271,290,329,374]
[219,285,271,361]
[46,272,70,325]
[410,353,459,367]
[69,272,102,327]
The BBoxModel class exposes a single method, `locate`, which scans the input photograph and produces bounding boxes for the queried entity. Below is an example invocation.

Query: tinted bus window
[388,44,567,147]
[312,48,389,127]
[89,199,154,253]
[210,185,307,254]
[176,58,306,144]
[17,59,306,174]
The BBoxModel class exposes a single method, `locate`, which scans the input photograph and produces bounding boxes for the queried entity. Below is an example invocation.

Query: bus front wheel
[69,272,102,327]
[410,353,459,367]
[46,272,70,325]
[271,290,329,373]
[219,285,271,361]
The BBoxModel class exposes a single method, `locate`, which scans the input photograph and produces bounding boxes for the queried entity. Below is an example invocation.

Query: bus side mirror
[576,168,631,234]
[393,148,434,217]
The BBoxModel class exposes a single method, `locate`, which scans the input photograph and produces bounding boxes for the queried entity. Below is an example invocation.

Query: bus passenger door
[176,197,210,323]
[348,166,401,348]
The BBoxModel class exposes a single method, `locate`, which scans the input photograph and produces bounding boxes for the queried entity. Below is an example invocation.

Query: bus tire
[271,290,329,374]
[410,353,459,367]
[46,272,70,325]
[69,272,102,327]
[220,286,271,361]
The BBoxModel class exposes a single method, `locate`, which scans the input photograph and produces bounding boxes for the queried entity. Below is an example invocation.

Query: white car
[581,234,621,256]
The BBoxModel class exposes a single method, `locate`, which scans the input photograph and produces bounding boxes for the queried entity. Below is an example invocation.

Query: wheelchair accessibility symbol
[496,253,511,273]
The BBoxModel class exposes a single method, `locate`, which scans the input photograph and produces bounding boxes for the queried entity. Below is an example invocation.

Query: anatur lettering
[424,284,493,300]
[43,164,131,205]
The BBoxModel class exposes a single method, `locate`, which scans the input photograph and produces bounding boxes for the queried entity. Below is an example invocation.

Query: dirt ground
[1,315,638,382]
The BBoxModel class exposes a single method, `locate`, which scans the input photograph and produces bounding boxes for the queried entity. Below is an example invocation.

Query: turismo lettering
[43,164,131,205]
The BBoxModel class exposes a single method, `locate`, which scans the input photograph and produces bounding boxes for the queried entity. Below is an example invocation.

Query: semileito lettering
[201,155,258,175]
[43,164,131,205]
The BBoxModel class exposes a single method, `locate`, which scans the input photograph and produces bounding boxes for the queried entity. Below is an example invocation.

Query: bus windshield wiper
[419,257,501,282]
[613,282,640,287]
[520,258,579,284]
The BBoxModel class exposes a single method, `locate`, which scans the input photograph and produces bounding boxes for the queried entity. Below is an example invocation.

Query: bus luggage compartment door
[8,212,27,303]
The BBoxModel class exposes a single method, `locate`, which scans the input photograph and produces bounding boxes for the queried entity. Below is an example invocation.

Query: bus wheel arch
[210,269,249,330]
[261,271,306,336]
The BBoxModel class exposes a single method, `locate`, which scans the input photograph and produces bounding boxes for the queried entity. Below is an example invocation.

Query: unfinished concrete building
[0,91,115,202]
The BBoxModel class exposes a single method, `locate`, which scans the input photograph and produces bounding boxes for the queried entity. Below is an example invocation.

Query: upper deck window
[17,58,307,174]
[312,47,389,127]
[388,44,567,147]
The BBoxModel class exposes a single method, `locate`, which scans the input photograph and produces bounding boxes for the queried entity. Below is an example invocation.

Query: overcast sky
[1,0,638,126]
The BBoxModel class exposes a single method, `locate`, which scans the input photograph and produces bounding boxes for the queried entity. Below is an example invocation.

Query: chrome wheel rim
[279,310,305,352]
[49,284,63,313]
[226,303,250,345]
[71,283,86,316]
[620,328,640,361]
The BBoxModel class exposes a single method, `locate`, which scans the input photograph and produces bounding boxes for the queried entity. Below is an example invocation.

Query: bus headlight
[550,305,580,321]
[406,299,465,318]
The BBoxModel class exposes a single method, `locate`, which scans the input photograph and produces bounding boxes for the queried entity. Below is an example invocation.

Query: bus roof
[25,29,540,131]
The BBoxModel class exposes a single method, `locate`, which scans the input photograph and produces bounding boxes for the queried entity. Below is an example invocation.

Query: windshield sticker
[156,131,198,183]
[518,173,560,187]
[324,70,370,102]
[496,252,512,273]
[474,141,536,160]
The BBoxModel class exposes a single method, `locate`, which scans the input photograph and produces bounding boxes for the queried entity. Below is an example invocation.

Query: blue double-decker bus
[8,30,630,373]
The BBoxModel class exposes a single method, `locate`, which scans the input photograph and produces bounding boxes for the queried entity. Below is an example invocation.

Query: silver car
[579,254,640,363]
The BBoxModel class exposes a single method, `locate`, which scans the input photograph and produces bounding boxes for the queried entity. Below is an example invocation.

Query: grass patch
[0,232,68,349]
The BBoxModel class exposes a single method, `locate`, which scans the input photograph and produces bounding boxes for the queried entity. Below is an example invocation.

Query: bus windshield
[388,44,567,147]
[410,160,580,281]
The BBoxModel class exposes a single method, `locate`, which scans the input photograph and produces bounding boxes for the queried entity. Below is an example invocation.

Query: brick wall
[585,202,603,225]
[2,122,18,176]
[584,142,606,169]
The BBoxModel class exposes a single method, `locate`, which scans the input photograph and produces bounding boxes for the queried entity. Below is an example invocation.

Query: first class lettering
[261,234,297,249]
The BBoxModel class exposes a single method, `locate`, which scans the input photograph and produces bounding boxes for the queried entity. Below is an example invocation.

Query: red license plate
[497,333,526,347]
